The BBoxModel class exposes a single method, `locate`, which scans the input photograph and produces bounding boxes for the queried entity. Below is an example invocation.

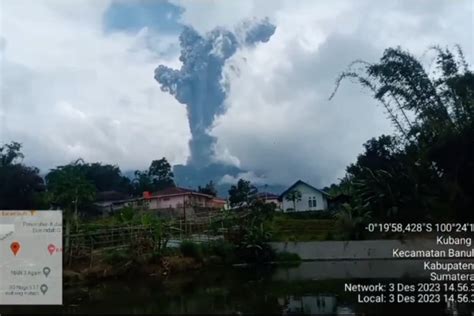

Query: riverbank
[64,237,472,286]
[63,238,302,287]
[64,253,203,287]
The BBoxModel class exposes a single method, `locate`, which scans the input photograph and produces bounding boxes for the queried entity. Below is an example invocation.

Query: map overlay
[0,210,62,305]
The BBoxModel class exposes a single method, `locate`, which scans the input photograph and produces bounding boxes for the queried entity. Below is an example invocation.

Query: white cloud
[174,0,473,186]
[219,171,267,186]
[0,0,189,172]
[1,0,472,188]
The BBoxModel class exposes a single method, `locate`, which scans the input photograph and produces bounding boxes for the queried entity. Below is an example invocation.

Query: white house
[280,180,329,212]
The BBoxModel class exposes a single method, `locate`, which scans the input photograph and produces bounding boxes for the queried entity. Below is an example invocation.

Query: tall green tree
[148,158,175,190]
[228,179,258,207]
[132,170,154,195]
[0,142,24,166]
[330,45,474,221]
[46,160,96,220]
[80,162,131,193]
[46,160,96,250]
[0,142,45,209]
[132,157,175,195]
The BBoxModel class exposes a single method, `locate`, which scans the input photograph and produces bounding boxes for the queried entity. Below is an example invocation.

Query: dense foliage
[0,143,177,215]
[329,45,474,224]
[211,199,277,263]
[132,158,175,195]
[46,160,97,215]
[228,179,258,207]
[0,142,46,209]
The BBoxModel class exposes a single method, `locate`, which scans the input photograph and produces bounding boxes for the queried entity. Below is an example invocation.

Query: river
[2,259,473,315]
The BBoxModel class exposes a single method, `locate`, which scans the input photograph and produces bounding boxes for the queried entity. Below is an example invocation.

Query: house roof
[279,180,330,199]
[256,192,280,200]
[150,186,222,200]
[153,187,194,196]
[94,197,139,206]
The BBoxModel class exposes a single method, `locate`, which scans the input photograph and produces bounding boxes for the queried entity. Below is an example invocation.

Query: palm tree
[285,190,302,211]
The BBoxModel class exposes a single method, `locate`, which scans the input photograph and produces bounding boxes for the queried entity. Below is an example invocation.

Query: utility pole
[183,194,186,234]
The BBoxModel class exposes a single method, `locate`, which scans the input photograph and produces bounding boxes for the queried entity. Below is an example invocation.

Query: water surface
[2,260,473,315]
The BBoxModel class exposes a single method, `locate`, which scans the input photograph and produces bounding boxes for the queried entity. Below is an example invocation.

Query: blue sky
[103,0,183,35]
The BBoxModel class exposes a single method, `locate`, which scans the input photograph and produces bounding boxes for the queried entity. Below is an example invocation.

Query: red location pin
[47,244,55,255]
[10,242,21,256]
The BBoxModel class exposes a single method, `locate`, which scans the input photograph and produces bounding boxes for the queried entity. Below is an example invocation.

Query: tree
[46,160,96,221]
[45,160,96,250]
[131,170,154,195]
[148,158,175,190]
[198,180,217,197]
[132,158,175,195]
[0,142,45,209]
[80,162,131,193]
[285,190,302,211]
[330,45,474,221]
[228,179,258,207]
[0,142,24,166]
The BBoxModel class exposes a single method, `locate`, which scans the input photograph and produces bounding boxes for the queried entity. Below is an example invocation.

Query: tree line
[1,44,472,227]
[0,145,178,211]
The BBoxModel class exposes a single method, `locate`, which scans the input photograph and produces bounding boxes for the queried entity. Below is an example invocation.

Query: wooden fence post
[89,236,94,268]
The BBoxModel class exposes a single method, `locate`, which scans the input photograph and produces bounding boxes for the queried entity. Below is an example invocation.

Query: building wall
[281,183,327,212]
[148,195,183,209]
[147,194,219,210]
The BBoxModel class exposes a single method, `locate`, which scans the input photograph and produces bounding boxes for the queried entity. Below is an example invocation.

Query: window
[308,196,317,208]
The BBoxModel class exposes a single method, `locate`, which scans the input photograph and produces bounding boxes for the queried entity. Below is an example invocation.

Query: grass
[267,214,336,241]
[103,249,130,265]
[275,251,301,262]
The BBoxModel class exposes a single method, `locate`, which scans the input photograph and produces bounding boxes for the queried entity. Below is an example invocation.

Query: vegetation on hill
[1,45,472,244]
[268,214,335,242]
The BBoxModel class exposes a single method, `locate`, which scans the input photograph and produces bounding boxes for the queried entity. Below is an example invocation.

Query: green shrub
[201,240,236,264]
[103,249,130,265]
[179,240,202,260]
[285,210,335,220]
[275,251,301,262]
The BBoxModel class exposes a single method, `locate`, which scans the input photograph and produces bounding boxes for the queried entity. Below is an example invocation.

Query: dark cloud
[154,19,276,167]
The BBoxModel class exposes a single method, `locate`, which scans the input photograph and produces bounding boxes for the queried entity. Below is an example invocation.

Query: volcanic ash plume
[154,18,276,167]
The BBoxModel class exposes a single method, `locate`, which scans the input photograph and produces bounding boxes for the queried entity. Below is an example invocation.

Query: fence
[64,217,224,265]
[64,209,254,266]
